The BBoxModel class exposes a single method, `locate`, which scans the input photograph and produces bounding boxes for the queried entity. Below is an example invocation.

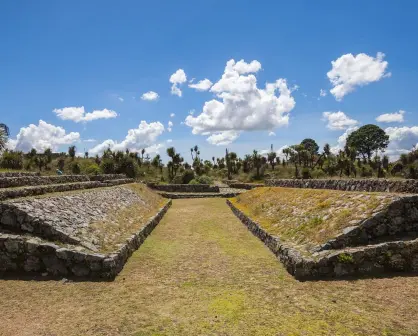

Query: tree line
[1,123,417,181]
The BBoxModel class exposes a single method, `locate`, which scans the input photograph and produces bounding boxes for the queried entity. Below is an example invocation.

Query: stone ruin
[0,173,170,279]
[228,182,418,279]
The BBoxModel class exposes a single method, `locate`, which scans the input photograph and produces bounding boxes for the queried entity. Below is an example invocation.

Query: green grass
[0,198,417,335]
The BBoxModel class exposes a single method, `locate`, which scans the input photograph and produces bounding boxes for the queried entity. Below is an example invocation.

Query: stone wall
[0,178,134,201]
[227,183,264,190]
[0,174,128,189]
[158,191,240,199]
[0,184,141,250]
[89,174,126,182]
[265,178,418,193]
[148,184,220,193]
[0,200,172,279]
[227,200,418,279]
[320,195,418,251]
[0,172,40,177]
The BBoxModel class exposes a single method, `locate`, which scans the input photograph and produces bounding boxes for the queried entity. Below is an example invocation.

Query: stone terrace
[0,174,170,279]
[228,186,418,279]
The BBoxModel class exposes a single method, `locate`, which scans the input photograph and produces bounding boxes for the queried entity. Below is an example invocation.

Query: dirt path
[0,198,417,335]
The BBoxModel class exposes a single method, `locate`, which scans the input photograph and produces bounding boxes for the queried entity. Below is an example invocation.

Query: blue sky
[1,0,418,162]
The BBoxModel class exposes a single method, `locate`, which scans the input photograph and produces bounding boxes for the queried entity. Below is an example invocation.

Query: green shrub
[71,162,81,174]
[301,167,311,179]
[337,253,354,263]
[100,158,116,174]
[188,179,200,185]
[116,156,138,178]
[311,168,326,179]
[196,175,213,184]
[86,163,100,175]
[181,170,195,184]
[0,150,24,169]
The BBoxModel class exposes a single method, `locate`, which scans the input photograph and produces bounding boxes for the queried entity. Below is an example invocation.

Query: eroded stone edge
[226,199,418,280]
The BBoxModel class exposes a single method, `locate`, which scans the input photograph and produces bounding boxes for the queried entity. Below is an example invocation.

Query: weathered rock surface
[0,200,172,279]
[0,185,144,250]
[266,178,418,193]
[0,178,133,201]
[0,174,127,189]
[148,184,220,193]
[227,200,418,279]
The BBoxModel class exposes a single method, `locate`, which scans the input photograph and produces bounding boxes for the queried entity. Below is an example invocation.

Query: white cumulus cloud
[53,106,118,123]
[8,120,80,152]
[170,69,187,97]
[167,121,173,132]
[89,121,165,156]
[268,131,276,136]
[188,78,213,91]
[327,52,390,101]
[376,110,405,123]
[170,113,175,118]
[330,127,359,154]
[141,91,159,101]
[206,131,240,146]
[185,59,295,144]
[384,126,418,159]
[322,111,359,130]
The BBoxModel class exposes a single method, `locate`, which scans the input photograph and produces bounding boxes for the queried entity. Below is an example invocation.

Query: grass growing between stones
[0,198,417,335]
[231,187,400,249]
[88,184,166,252]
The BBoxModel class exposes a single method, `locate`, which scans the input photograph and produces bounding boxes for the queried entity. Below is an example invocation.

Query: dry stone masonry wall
[0,178,134,201]
[0,200,172,279]
[148,184,220,193]
[0,174,127,189]
[266,178,418,193]
[0,186,144,251]
[227,200,418,279]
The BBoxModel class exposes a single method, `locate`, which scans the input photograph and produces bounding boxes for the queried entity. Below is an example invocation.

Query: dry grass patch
[231,187,400,249]
[87,184,166,252]
[0,198,417,335]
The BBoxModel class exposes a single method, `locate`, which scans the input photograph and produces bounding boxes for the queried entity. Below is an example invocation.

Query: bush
[0,150,24,169]
[181,170,195,184]
[196,175,213,184]
[301,167,311,179]
[100,158,116,174]
[86,163,100,175]
[188,179,200,185]
[71,162,81,174]
[116,156,138,178]
[311,168,326,179]
[360,166,373,178]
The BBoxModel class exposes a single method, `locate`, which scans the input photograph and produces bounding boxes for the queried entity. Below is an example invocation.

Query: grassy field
[231,187,401,250]
[0,198,417,335]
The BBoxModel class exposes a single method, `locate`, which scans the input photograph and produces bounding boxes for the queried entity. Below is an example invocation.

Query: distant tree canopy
[346,124,389,160]
[301,138,319,155]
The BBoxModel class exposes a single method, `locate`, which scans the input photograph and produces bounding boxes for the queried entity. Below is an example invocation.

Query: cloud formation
[206,131,240,146]
[7,120,80,152]
[322,111,359,130]
[141,91,159,101]
[188,78,213,91]
[53,106,117,123]
[376,110,405,123]
[327,52,390,101]
[384,126,418,159]
[89,121,165,155]
[170,69,187,97]
[185,59,295,145]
